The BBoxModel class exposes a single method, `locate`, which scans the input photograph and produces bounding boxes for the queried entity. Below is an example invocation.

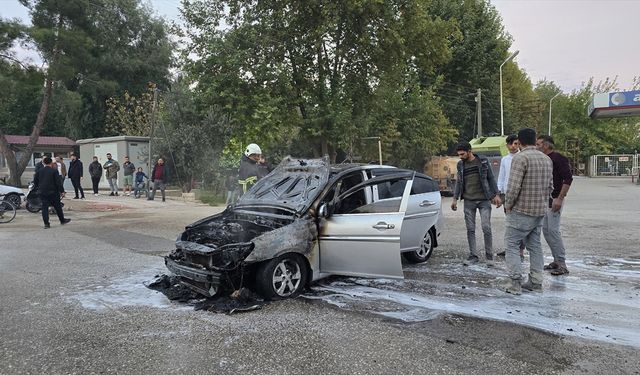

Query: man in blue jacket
[451,142,501,266]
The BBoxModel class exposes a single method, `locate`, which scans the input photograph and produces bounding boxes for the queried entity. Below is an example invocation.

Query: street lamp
[499,50,519,136]
[548,92,561,136]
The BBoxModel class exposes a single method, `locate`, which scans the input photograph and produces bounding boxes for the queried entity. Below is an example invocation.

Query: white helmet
[244,143,262,157]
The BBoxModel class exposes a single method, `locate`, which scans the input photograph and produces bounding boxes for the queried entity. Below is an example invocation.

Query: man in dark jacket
[148,158,168,202]
[67,153,85,199]
[88,156,102,196]
[451,142,501,266]
[34,156,70,229]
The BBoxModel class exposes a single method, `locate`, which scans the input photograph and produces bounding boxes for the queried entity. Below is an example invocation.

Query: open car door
[318,172,414,279]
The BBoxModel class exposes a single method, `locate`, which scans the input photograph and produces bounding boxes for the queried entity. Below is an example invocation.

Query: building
[76,136,150,189]
[0,135,76,186]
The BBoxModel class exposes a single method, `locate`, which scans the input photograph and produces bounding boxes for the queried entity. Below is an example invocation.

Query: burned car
[165,156,443,299]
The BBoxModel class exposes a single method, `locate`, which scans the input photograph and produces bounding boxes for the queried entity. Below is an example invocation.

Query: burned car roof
[236,156,330,214]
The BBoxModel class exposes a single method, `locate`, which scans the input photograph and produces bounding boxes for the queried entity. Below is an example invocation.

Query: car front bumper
[165,258,222,297]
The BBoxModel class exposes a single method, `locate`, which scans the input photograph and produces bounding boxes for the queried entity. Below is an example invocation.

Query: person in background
[122,156,135,196]
[536,135,574,276]
[238,143,262,195]
[33,156,71,229]
[67,153,85,199]
[55,156,67,186]
[103,153,120,196]
[134,167,148,198]
[148,158,168,202]
[225,175,237,205]
[496,134,525,260]
[451,141,502,267]
[89,156,103,196]
[503,128,553,295]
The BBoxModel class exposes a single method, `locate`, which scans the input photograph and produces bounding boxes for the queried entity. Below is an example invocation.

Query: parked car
[165,157,444,299]
[0,183,25,208]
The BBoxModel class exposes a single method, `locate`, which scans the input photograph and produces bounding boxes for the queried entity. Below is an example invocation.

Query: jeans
[505,211,544,283]
[107,177,118,193]
[226,189,237,205]
[463,199,493,259]
[40,192,65,225]
[91,176,100,194]
[149,181,166,201]
[543,206,566,263]
[134,181,146,197]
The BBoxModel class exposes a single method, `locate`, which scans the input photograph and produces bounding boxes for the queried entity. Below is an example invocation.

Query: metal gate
[589,154,639,177]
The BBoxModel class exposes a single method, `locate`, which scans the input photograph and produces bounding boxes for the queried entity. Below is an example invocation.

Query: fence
[588,154,639,177]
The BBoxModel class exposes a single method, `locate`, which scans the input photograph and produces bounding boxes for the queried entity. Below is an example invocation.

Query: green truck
[468,135,508,178]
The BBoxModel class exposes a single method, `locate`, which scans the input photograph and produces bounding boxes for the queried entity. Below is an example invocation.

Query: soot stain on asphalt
[147,274,269,314]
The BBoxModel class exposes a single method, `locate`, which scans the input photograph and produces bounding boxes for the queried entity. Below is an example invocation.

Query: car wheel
[256,254,308,299]
[404,230,435,263]
[26,202,40,213]
[4,193,21,209]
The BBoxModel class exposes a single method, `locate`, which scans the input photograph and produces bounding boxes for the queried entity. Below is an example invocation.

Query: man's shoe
[521,278,542,292]
[496,251,506,257]
[115,192,119,196]
[486,259,495,267]
[60,218,71,225]
[463,256,479,266]
[109,192,115,196]
[44,223,50,229]
[73,196,79,199]
[94,193,99,196]
[505,279,522,295]
[544,261,559,270]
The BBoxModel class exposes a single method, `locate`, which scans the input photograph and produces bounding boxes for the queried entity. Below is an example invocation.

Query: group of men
[452,128,573,295]
[33,153,171,229]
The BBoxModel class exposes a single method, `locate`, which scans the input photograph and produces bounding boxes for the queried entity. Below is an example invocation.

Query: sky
[2,0,638,93]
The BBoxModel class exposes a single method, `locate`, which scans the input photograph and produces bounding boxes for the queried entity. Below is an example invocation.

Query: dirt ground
[0,178,639,374]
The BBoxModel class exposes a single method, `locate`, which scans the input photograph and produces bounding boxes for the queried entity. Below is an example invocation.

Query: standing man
[536,135,573,276]
[34,156,71,229]
[122,156,135,196]
[503,128,553,294]
[496,135,525,259]
[238,143,262,196]
[55,156,67,186]
[67,153,85,199]
[89,156,103,196]
[451,142,502,266]
[103,153,120,196]
[148,158,168,202]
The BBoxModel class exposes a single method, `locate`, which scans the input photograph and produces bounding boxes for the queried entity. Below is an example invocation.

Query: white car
[166,157,444,299]
[0,183,25,208]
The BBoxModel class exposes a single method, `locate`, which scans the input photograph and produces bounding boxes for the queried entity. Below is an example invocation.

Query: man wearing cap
[504,128,553,294]
[536,135,573,276]
[238,143,263,195]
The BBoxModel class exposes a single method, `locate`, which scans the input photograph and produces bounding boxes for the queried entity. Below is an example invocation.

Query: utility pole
[148,89,158,173]
[476,88,482,137]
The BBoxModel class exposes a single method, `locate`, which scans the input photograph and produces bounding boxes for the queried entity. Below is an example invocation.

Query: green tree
[181,0,459,166]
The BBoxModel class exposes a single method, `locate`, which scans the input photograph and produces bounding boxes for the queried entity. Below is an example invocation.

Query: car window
[411,176,439,195]
[336,177,407,214]
[321,171,364,206]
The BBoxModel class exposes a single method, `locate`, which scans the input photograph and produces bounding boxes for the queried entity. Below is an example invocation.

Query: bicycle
[0,199,17,224]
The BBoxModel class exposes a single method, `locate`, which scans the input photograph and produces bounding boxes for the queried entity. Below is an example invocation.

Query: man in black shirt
[34,157,71,229]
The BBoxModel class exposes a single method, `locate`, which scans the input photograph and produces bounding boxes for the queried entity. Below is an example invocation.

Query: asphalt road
[1,179,639,374]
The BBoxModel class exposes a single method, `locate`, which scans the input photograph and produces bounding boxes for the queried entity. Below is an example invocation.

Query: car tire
[3,193,22,209]
[255,254,308,300]
[404,229,435,263]
[26,202,40,213]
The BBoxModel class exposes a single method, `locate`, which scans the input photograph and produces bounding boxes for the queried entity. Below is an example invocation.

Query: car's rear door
[318,173,413,278]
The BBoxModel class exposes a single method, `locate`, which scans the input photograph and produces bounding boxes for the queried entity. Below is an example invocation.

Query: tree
[181,0,459,165]
[0,0,173,186]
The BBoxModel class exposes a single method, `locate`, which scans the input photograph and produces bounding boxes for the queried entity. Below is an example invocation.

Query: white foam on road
[307,256,640,347]
[66,267,188,311]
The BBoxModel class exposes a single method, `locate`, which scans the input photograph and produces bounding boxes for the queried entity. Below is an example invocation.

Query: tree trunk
[0,77,54,186]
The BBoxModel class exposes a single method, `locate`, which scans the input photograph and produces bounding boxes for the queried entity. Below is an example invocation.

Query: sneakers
[463,256,479,266]
[44,223,50,229]
[505,279,522,295]
[109,192,115,196]
[521,278,542,292]
[114,192,119,196]
[94,193,99,196]
[125,192,130,196]
[73,197,79,199]
[60,218,71,225]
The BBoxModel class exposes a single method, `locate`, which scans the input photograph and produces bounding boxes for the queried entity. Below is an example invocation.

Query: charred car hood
[236,156,330,214]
